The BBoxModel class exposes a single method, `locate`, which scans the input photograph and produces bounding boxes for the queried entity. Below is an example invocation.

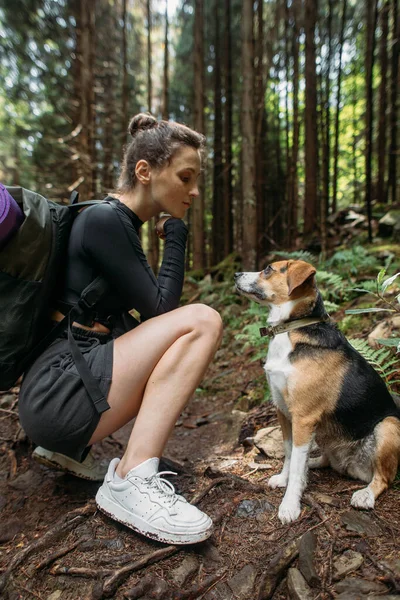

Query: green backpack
[0,186,109,413]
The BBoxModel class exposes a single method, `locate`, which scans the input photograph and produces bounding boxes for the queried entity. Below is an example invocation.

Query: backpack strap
[21,275,110,414]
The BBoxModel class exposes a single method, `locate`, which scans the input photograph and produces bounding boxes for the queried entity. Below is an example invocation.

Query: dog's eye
[263,266,272,275]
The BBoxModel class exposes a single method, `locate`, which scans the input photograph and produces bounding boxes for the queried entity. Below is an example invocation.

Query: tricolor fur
[235,260,400,524]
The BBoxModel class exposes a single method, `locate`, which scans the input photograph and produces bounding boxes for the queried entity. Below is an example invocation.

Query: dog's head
[234,260,317,306]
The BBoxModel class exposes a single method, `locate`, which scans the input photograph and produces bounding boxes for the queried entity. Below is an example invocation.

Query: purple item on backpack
[0,183,24,250]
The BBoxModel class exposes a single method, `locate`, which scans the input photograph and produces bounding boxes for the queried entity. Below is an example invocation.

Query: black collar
[259,315,331,338]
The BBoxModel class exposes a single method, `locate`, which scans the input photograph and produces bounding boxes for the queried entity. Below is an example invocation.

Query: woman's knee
[185,303,223,342]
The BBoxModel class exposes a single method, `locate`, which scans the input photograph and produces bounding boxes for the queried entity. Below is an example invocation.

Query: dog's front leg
[278,419,314,524]
[268,409,292,488]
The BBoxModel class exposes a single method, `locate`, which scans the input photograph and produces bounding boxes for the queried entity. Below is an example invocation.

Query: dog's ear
[287,261,316,296]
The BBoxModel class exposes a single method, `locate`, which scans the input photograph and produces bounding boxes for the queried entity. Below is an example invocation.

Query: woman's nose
[190,185,200,198]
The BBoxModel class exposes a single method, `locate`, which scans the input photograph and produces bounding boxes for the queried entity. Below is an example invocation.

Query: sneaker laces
[145,471,181,508]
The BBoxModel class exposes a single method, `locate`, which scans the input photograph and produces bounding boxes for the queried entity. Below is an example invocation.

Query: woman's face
[150,146,201,219]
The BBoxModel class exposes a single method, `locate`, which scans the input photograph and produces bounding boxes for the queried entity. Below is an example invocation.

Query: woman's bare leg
[88,303,223,476]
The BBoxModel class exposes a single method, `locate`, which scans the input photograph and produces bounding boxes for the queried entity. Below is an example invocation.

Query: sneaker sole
[32,453,102,482]
[95,488,213,545]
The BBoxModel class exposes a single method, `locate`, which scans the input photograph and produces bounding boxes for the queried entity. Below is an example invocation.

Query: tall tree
[223,0,233,257]
[388,0,399,204]
[303,0,319,236]
[212,0,224,264]
[162,1,169,120]
[377,0,390,204]
[288,0,300,246]
[72,0,96,200]
[146,0,159,271]
[121,0,128,141]
[322,0,333,220]
[241,0,257,269]
[192,0,205,270]
[365,0,379,241]
[332,0,347,214]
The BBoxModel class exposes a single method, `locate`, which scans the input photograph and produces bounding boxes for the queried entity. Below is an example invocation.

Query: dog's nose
[234,272,242,280]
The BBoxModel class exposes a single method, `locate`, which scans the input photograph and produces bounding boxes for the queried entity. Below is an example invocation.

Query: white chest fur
[264,332,293,418]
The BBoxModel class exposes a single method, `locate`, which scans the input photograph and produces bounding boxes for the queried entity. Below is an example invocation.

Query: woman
[19,113,223,545]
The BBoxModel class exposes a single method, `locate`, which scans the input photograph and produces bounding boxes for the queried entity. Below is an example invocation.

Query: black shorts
[19,326,113,462]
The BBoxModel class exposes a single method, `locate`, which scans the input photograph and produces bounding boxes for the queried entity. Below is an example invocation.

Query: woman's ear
[287,260,316,296]
[135,160,151,185]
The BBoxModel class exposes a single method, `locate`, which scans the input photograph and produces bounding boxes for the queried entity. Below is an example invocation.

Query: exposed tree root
[170,569,228,599]
[33,535,90,573]
[101,545,179,598]
[0,501,96,594]
[204,466,268,493]
[256,536,300,600]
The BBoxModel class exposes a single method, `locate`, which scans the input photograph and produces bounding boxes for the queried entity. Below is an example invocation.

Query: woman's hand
[155,214,172,240]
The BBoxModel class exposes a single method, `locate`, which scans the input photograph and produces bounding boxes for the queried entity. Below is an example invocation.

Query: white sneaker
[95,458,213,545]
[32,447,108,481]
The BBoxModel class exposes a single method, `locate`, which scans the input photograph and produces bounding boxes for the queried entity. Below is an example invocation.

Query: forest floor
[0,276,400,600]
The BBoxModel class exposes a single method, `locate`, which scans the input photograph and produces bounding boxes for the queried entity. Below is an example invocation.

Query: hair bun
[128,113,158,137]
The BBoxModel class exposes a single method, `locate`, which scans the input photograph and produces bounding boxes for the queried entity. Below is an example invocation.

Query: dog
[235,260,400,524]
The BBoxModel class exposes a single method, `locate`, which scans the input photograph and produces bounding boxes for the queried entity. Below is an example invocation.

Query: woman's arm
[82,202,188,319]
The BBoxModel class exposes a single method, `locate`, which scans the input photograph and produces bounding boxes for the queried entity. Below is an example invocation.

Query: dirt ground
[0,323,399,600]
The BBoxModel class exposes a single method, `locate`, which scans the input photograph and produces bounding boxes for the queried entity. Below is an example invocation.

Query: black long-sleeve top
[58,197,188,329]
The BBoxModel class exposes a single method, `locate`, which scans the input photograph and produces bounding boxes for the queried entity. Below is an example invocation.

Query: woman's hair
[117,113,206,192]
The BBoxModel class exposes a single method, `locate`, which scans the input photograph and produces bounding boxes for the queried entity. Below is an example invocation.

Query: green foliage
[273,250,318,264]
[325,245,379,277]
[348,338,400,392]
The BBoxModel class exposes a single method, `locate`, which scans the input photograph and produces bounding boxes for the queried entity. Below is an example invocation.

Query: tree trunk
[303,0,319,236]
[241,0,257,270]
[377,0,390,204]
[255,0,265,255]
[73,0,96,200]
[162,1,169,121]
[121,0,128,142]
[365,0,379,241]
[288,0,300,247]
[192,0,205,270]
[322,0,333,222]
[388,0,399,204]
[103,69,114,191]
[146,0,159,271]
[212,0,224,265]
[332,0,347,214]
[223,0,233,257]
[147,0,152,113]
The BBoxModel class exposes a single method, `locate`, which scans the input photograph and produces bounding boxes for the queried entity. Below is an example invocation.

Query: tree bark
[288,0,300,247]
[146,0,159,271]
[377,0,390,204]
[241,0,257,270]
[365,0,379,241]
[388,0,399,204]
[162,1,169,121]
[332,0,347,214]
[192,0,205,270]
[223,0,233,257]
[322,0,333,222]
[72,0,96,200]
[212,0,224,265]
[303,0,319,236]
[121,0,128,142]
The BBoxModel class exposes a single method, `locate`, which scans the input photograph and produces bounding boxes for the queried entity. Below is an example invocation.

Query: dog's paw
[278,500,301,524]
[351,487,375,510]
[308,455,328,469]
[268,473,288,489]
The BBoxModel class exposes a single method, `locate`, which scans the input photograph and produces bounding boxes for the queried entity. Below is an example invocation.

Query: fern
[316,270,348,301]
[273,250,318,264]
[323,300,340,313]
[348,338,400,392]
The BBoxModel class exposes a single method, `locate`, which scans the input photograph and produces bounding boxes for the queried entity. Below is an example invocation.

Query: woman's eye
[180,176,190,183]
